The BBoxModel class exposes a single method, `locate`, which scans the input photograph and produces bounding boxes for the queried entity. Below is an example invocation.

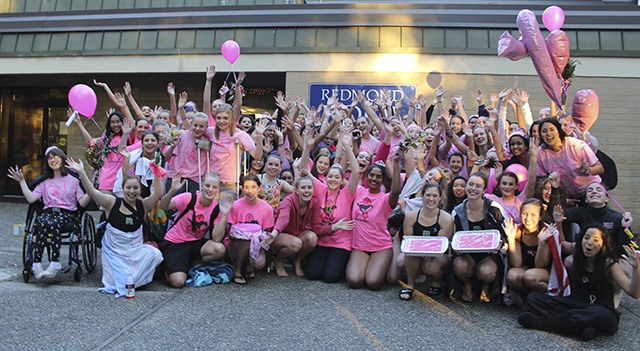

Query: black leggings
[304,246,351,283]
[34,210,78,263]
[526,291,620,335]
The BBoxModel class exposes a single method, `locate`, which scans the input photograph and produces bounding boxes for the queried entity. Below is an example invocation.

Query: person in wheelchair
[66,157,163,297]
[8,146,90,280]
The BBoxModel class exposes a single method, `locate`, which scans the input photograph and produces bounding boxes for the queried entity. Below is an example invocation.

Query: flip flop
[233,275,247,285]
[399,288,414,301]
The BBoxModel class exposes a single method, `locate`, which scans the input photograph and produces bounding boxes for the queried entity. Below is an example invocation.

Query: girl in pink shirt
[227,174,275,284]
[158,174,231,288]
[8,147,89,280]
[264,171,352,277]
[346,151,402,290]
[303,135,359,283]
[208,104,266,193]
[169,112,216,194]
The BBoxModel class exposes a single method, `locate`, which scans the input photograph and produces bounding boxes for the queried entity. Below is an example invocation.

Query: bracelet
[277,143,284,147]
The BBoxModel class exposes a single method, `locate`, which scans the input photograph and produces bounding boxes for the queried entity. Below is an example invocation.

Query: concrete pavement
[0,202,638,351]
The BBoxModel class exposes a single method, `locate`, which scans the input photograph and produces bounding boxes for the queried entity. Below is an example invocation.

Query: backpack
[156,193,220,241]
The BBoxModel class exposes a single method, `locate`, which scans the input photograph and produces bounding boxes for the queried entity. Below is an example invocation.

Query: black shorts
[160,238,208,275]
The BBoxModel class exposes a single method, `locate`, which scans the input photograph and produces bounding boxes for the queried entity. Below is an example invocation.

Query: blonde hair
[214,103,236,139]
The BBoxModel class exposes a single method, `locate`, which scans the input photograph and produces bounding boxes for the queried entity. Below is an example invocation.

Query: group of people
[8,68,639,340]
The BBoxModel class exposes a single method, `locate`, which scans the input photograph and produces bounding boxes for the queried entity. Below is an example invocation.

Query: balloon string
[231,63,237,82]
[604,188,626,214]
[90,118,103,133]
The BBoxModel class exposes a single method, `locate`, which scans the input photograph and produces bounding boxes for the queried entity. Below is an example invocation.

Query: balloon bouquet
[498,6,569,109]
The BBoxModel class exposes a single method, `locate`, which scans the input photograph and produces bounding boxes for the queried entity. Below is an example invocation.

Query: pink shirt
[274,193,331,237]
[351,186,393,251]
[209,128,256,183]
[33,175,84,211]
[98,135,124,190]
[164,193,221,244]
[227,197,275,229]
[359,135,381,155]
[313,178,355,251]
[485,192,526,224]
[537,137,601,198]
[170,129,213,181]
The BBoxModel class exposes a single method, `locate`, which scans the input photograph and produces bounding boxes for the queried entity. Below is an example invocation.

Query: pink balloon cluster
[68,84,97,117]
[221,40,240,64]
[498,8,569,107]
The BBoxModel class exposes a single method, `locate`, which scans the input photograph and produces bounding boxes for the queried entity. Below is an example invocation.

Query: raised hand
[167,82,175,95]
[275,127,284,143]
[65,157,86,175]
[152,105,163,120]
[476,89,483,104]
[520,91,529,104]
[490,91,499,106]
[435,86,444,98]
[7,166,25,183]
[205,65,216,81]
[552,205,565,223]
[622,245,639,269]
[178,91,188,109]
[538,224,558,244]
[93,79,107,88]
[548,171,561,188]
[118,144,130,158]
[123,81,132,96]
[113,92,127,109]
[254,118,268,136]
[170,172,187,192]
[237,71,246,85]
[502,217,518,242]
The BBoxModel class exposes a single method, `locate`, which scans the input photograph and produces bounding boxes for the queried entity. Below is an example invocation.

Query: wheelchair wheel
[22,208,39,283]
[81,213,97,273]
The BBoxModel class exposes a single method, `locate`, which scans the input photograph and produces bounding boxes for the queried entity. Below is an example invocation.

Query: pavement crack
[91,289,184,351]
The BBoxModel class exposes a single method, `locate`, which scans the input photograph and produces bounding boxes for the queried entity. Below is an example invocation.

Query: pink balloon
[545,30,570,78]
[487,168,498,194]
[571,89,599,133]
[497,32,528,61]
[221,40,240,64]
[68,84,97,117]
[517,10,563,107]
[505,163,529,193]
[542,6,565,31]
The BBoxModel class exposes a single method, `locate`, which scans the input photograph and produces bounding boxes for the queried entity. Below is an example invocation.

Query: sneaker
[42,262,61,279]
[32,263,45,280]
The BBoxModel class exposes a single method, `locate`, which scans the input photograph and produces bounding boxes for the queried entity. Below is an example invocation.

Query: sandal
[427,286,442,296]
[479,290,491,303]
[233,275,247,285]
[399,288,414,301]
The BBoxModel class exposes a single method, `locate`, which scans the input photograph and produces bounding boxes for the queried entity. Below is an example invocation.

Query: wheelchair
[22,202,98,283]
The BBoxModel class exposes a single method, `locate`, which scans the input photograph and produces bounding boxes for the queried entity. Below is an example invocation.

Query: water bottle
[125,274,135,298]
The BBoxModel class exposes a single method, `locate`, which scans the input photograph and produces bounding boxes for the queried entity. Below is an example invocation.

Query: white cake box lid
[451,230,501,253]
[401,236,449,256]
